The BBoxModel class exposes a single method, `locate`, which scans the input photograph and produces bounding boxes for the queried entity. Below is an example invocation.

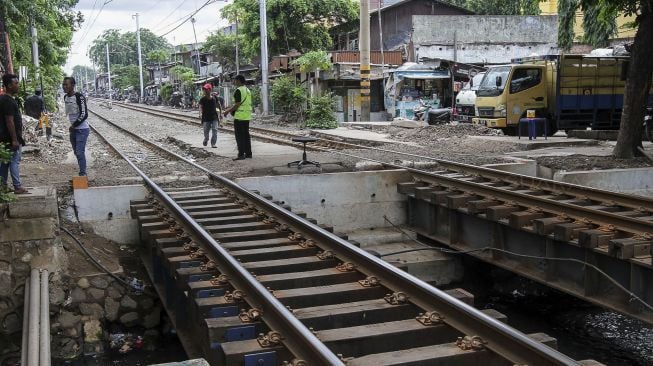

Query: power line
[74,0,113,53]
[148,0,190,31]
[157,0,216,38]
[72,0,101,50]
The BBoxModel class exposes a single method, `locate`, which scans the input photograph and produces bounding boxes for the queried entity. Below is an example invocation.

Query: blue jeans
[70,128,90,176]
[0,146,22,189]
[203,120,218,146]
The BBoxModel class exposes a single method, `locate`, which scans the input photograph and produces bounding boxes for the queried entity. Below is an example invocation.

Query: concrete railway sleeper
[88,104,596,365]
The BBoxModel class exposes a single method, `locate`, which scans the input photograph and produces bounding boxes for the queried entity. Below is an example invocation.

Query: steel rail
[88,111,344,365]
[105,101,653,211]
[89,107,579,365]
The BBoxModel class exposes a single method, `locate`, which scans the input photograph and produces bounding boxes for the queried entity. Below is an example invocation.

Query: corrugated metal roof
[331,51,403,65]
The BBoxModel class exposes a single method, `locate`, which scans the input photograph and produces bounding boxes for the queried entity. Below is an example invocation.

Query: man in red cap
[199,83,219,147]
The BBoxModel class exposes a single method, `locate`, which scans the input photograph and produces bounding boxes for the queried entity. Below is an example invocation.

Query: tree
[292,50,332,96]
[464,0,541,15]
[89,29,171,72]
[147,49,169,84]
[559,0,653,158]
[270,75,307,121]
[170,65,195,92]
[71,65,96,90]
[202,31,248,71]
[1,0,83,110]
[221,0,359,56]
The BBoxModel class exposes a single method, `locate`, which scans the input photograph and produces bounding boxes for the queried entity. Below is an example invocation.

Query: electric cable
[380,215,653,313]
[149,0,190,32]
[157,0,216,38]
[60,226,158,298]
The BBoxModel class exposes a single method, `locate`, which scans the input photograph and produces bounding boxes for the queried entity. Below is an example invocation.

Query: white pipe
[39,270,50,366]
[20,279,30,365]
[28,269,40,366]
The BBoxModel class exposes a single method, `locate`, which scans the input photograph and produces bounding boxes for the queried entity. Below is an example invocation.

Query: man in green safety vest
[223,75,252,160]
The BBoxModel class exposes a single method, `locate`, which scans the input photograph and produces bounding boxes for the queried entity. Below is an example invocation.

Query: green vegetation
[462,0,541,15]
[161,84,173,104]
[305,94,338,129]
[170,66,195,91]
[270,75,307,121]
[0,0,82,111]
[202,32,248,71]
[293,50,332,97]
[221,0,358,56]
[0,143,15,203]
[89,29,171,71]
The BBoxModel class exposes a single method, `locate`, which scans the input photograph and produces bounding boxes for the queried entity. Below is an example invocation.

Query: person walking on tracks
[199,83,219,148]
[223,75,252,160]
[63,77,90,177]
[0,73,28,194]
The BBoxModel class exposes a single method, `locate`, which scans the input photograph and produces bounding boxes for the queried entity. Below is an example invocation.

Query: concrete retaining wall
[0,187,67,362]
[553,167,653,197]
[412,15,558,64]
[236,170,413,232]
[74,185,148,244]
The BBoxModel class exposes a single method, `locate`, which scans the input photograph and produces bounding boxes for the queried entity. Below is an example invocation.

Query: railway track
[104,101,653,230]
[88,106,593,364]
[93,101,653,321]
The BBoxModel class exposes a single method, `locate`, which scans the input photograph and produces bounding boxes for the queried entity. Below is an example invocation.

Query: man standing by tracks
[63,77,90,177]
[0,74,28,194]
[199,83,219,148]
[223,75,252,160]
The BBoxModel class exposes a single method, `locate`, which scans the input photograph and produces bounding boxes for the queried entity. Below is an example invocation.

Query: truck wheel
[502,127,517,136]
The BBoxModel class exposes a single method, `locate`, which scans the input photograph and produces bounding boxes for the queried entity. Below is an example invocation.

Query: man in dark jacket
[0,73,28,194]
[24,89,44,120]
[63,77,90,176]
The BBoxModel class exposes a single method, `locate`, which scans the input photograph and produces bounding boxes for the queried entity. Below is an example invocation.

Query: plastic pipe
[39,269,50,366]
[28,268,40,366]
[20,279,30,365]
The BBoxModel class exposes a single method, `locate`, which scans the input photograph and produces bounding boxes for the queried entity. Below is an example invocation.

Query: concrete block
[6,186,58,219]
[483,159,537,177]
[74,185,148,244]
[553,167,653,197]
[0,218,57,242]
[390,119,427,129]
[236,170,413,232]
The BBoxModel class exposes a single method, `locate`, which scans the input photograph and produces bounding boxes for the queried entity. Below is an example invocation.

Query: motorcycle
[413,99,432,121]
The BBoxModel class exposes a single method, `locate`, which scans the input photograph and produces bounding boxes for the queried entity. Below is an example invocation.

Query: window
[510,68,541,94]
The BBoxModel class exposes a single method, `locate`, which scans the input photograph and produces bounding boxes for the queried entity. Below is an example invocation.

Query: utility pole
[259,0,269,115]
[191,17,201,78]
[133,13,144,103]
[377,0,385,85]
[106,44,112,105]
[235,17,240,75]
[359,0,371,121]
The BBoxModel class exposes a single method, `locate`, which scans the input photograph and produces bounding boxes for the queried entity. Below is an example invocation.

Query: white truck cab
[455,72,485,122]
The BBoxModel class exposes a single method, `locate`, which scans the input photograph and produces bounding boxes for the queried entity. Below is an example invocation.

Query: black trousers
[234,120,252,157]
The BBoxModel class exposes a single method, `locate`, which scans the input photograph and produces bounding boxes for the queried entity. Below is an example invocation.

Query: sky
[64,0,233,73]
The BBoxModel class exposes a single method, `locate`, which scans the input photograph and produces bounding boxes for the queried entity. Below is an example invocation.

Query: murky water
[456,259,653,365]
[54,336,187,366]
